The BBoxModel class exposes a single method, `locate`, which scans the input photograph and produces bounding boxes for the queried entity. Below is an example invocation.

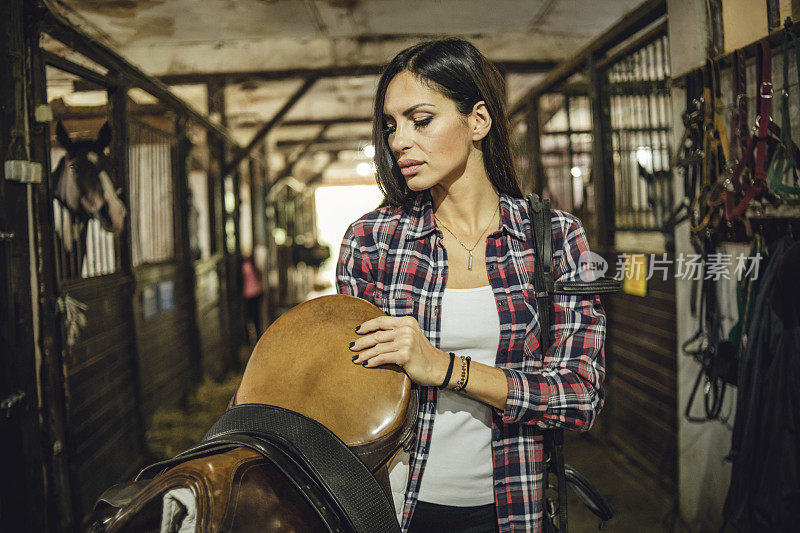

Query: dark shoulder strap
[526,194,618,533]
[527,192,554,352]
[526,193,567,533]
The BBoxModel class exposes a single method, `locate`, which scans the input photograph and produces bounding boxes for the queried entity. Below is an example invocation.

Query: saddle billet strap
[203,404,400,533]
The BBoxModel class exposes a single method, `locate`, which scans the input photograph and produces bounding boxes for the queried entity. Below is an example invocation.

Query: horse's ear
[96,122,112,151]
[55,122,73,151]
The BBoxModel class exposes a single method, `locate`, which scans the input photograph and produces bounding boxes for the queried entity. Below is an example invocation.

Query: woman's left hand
[349,315,449,387]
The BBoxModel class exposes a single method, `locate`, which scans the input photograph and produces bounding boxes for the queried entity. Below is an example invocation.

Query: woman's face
[382,70,489,192]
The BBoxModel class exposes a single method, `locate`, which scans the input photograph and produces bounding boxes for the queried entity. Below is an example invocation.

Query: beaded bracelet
[452,355,471,392]
[461,357,472,391]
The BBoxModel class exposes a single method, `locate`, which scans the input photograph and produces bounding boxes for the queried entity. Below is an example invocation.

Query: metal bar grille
[606,32,673,231]
[539,94,593,213]
[128,118,176,266]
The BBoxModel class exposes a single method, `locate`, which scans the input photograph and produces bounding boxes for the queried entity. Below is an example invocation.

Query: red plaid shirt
[336,190,606,532]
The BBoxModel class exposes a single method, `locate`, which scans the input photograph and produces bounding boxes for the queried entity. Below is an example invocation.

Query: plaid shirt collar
[404,189,527,242]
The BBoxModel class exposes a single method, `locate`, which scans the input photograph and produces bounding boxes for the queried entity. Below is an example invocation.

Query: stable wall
[666,1,792,529]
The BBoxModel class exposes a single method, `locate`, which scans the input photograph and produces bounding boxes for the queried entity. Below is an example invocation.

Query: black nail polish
[355,325,360,333]
[351,355,358,361]
[349,341,355,349]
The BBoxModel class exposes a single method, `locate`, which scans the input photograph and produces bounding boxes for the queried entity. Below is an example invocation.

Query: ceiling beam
[509,0,667,116]
[277,117,372,127]
[158,59,558,86]
[223,77,318,175]
[275,136,367,149]
[274,125,330,182]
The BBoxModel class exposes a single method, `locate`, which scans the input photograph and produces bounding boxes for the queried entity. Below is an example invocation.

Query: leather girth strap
[138,404,400,533]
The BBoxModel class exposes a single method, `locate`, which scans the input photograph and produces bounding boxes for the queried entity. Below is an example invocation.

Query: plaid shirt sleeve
[500,213,607,431]
[335,221,376,301]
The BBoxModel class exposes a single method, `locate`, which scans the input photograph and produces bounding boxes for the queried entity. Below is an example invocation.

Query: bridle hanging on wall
[724,40,782,221]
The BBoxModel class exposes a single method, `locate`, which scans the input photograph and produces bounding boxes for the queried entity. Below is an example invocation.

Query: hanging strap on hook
[725,40,777,220]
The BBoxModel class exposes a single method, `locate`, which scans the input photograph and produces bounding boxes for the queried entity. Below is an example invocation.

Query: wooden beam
[41,50,115,89]
[278,117,372,127]
[596,20,669,71]
[509,0,667,116]
[223,77,318,176]
[157,59,558,86]
[274,125,329,182]
[275,135,366,149]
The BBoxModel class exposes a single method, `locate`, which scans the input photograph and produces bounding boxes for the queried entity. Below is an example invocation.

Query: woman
[336,39,606,533]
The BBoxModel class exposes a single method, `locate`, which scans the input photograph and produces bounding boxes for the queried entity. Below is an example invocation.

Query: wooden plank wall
[61,273,146,515]
[132,262,196,419]
[603,263,678,488]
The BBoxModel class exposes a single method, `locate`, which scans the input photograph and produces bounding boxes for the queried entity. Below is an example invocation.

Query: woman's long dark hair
[372,38,522,208]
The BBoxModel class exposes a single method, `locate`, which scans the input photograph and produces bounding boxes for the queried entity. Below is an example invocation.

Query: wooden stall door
[43,64,146,518]
[58,275,145,514]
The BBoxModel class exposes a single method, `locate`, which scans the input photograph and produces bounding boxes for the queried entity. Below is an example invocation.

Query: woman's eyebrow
[383,103,436,119]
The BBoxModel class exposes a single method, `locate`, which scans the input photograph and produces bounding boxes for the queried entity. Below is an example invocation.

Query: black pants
[245,295,262,338]
[408,501,498,533]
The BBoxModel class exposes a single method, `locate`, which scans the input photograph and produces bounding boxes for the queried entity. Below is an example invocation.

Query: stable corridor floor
[564,433,677,532]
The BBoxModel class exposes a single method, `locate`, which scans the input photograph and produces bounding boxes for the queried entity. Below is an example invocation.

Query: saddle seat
[235,294,417,471]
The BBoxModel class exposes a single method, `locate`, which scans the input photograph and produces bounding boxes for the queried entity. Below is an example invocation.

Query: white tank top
[416,285,500,506]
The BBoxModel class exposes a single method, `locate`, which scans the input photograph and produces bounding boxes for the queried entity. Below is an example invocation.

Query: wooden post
[15,0,75,527]
[525,96,546,196]
[0,1,53,529]
[588,55,616,253]
[174,114,204,381]
[206,80,240,368]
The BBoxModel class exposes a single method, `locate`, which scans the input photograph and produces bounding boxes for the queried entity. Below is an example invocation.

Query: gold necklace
[434,203,499,270]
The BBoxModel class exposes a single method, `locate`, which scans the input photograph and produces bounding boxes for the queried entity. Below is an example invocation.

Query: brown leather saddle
[92,295,418,533]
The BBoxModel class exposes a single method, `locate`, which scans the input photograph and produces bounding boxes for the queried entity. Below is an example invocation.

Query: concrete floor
[564,432,678,532]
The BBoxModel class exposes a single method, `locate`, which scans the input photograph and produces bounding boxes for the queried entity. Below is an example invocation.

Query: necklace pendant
[467,252,473,270]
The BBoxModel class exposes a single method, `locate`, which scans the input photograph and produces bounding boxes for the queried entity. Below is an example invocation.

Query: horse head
[54,121,127,234]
